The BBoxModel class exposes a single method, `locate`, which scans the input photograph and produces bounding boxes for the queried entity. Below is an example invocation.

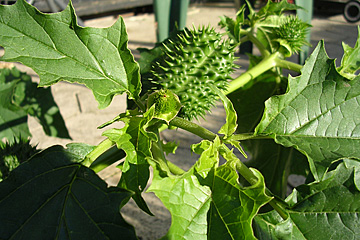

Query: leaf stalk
[151,136,185,175]
[226,52,303,95]
[169,117,217,141]
[226,52,280,94]
[83,138,114,167]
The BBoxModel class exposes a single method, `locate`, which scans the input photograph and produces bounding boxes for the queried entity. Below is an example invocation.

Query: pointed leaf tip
[256,41,360,180]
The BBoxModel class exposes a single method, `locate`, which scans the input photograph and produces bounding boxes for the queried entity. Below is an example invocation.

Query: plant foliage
[0,0,359,239]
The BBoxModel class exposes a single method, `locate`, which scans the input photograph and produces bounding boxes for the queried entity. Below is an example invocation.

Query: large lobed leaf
[207,161,271,240]
[0,145,137,239]
[254,159,360,239]
[228,71,309,198]
[256,41,360,180]
[0,0,141,109]
[148,138,271,239]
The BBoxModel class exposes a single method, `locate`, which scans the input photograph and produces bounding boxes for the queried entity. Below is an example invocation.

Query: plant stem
[275,58,303,73]
[83,138,114,167]
[233,153,288,220]
[151,137,185,175]
[226,52,304,95]
[169,117,217,141]
[230,133,272,141]
[247,32,270,57]
[134,97,146,112]
[267,196,288,220]
[90,146,126,173]
[226,52,280,94]
[235,159,258,185]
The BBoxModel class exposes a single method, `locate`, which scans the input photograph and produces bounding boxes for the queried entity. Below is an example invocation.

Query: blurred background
[0,0,359,23]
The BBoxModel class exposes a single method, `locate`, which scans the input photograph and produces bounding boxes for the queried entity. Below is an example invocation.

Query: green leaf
[103,115,155,215]
[207,161,272,240]
[149,162,212,240]
[253,210,304,239]
[0,0,141,109]
[256,0,299,20]
[0,77,29,143]
[138,46,164,75]
[193,137,222,177]
[161,140,178,155]
[148,138,221,239]
[337,26,360,80]
[210,85,237,138]
[218,5,246,44]
[149,138,271,239]
[148,139,218,240]
[0,145,137,239]
[255,41,360,180]
[254,159,360,239]
[244,139,308,199]
[64,142,95,163]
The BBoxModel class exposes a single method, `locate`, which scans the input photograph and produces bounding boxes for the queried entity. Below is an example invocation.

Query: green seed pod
[147,26,237,121]
[273,15,311,56]
[1,139,38,181]
[147,89,182,123]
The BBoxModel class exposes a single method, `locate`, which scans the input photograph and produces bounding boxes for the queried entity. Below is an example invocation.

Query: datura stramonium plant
[273,15,312,56]
[147,26,237,121]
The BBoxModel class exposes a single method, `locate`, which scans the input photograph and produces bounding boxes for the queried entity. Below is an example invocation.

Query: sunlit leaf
[0,0,141,109]
[103,114,156,215]
[256,41,360,180]
[337,26,360,80]
[254,159,360,239]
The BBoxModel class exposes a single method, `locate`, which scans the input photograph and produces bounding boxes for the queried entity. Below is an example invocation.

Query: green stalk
[226,52,280,95]
[226,52,303,95]
[235,160,288,220]
[90,146,126,173]
[229,133,273,141]
[246,32,270,57]
[275,58,303,73]
[235,159,258,185]
[134,97,146,112]
[151,131,185,175]
[83,138,114,167]
[267,196,288,220]
[169,117,217,141]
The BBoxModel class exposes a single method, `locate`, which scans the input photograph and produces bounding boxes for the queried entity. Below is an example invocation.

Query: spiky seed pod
[274,15,311,55]
[0,139,38,181]
[148,26,237,121]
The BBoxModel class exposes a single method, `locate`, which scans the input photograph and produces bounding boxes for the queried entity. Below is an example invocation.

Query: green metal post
[154,0,189,43]
[295,0,313,65]
[154,0,171,43]
[170,0,189,34]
